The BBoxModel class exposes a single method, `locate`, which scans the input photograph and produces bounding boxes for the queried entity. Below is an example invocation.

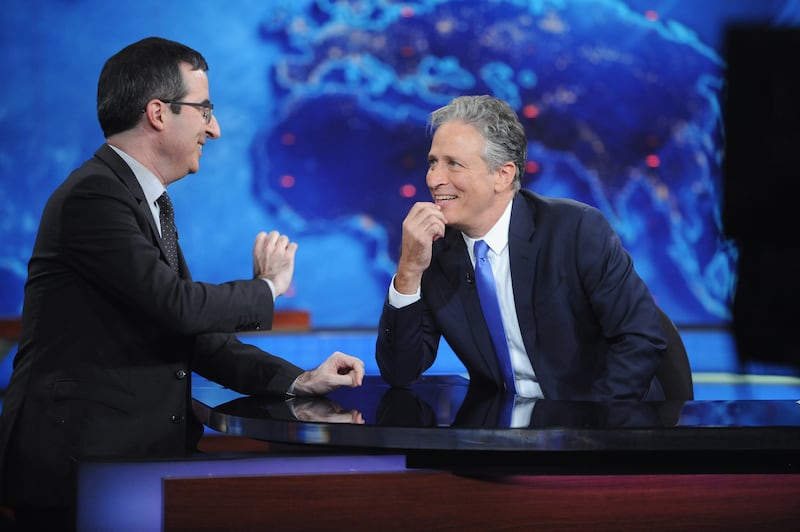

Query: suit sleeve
[575,207,666,399]
[192,333,303,396]
[60,162,301,394]
[375,297,440,387]
[62,169,275,336]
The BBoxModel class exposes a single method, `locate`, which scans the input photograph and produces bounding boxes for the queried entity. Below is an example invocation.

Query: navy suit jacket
[0,144,303,508]
[376,190,667,401]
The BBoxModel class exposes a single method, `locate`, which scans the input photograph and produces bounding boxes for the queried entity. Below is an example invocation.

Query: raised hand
[253,230,298,297]
[394,202,447,294]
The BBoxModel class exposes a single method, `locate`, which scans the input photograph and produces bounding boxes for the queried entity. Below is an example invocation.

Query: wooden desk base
[164,469,800,530]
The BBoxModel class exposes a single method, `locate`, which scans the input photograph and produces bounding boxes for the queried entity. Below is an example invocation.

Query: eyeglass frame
[158,99,214,124]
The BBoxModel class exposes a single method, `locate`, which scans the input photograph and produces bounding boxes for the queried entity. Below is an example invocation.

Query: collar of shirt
[462,198,514,264]
[108,144,167,231]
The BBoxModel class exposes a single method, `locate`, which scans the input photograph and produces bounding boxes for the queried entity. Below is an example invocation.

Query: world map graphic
[1,0,799,328]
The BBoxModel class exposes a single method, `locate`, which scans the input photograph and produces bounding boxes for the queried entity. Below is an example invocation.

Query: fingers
[402,203,447,252]
[332,351,365,387]
[253,230,298,295]
[292,352,366,395]
[252,231,267,278]
[404,202,447,241]
[263,231,297,259]
[253,231,267,257]
[264,230,293,250]
[396,203,445,290]
[323,352,365,389]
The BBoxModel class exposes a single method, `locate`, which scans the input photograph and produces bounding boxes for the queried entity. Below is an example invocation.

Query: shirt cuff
[387,274,421,308]
[261,278,277,302]
[285,377,298,397]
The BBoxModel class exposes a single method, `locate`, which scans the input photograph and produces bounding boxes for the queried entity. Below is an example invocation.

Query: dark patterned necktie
[474,240,516,393]
[156,192,180,274]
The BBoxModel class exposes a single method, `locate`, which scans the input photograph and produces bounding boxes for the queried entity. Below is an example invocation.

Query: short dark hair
[97,37,209,138]
[429,95,527,189]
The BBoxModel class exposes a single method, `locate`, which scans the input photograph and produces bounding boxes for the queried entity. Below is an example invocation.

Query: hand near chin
[394,202,447,294]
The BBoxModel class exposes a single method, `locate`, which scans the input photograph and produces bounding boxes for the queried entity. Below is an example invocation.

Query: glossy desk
[177,376,800,529]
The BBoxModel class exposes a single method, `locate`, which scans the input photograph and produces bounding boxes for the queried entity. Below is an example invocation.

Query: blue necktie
[473,240,516,393]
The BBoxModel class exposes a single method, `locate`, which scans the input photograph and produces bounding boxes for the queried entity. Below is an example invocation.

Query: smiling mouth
[434,195,457,203]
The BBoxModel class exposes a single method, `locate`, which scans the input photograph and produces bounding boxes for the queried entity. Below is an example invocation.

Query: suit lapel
[509,192,540,367]
[437,230,468,293]
[436,229,506,385]
[94,144,180,275]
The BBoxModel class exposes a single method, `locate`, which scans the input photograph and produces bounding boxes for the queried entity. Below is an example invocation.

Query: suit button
[171,415,185,424]
[175,369,187,379]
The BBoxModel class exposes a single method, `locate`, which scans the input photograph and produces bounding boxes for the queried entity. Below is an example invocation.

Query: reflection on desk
[193,375,800,473]
[218,395,365,425]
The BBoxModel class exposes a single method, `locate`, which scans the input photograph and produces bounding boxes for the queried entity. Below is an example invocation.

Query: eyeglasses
[159,99,214,124]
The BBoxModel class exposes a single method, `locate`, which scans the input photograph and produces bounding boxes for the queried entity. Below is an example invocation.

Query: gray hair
[428,95,527,189]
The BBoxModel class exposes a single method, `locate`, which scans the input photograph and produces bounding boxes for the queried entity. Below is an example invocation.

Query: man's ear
[495,161,517,192]
[142,99,168,131]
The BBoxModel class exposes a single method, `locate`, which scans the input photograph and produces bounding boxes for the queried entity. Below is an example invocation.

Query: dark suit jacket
[376,190,666,401]
[0,144,304,508]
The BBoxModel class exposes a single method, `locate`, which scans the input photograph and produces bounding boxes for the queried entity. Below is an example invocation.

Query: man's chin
[446,219,465,233]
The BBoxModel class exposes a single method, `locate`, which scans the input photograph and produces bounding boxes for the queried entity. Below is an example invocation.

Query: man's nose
[426,166,446,188]
[206,114,221,139]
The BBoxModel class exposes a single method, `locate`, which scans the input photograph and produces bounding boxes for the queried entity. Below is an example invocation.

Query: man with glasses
[0,37,365,530]
[159,98,215,124]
